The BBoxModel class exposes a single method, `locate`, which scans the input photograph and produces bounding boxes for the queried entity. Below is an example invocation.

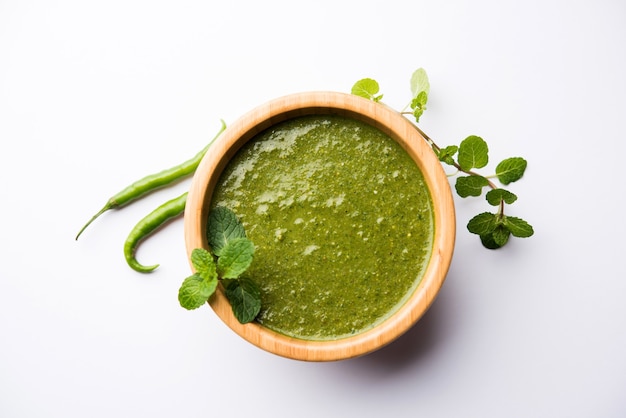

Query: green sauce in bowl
[211,115,434,341]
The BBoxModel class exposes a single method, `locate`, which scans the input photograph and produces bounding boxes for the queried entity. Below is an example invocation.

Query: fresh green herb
[206,206,246,256]
[224,277,262,324]
[351,78,383,102]
[179,206,261,323]
[352,69,534,249]
[409,68,430,122]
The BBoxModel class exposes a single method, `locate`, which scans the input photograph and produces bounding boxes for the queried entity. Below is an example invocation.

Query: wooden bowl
[184,92,455,361]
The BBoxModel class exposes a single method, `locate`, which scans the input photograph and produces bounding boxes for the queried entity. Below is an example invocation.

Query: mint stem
[410,120,505,217]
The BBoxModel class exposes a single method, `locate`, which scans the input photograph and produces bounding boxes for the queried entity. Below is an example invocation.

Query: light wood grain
[184,92,456,361]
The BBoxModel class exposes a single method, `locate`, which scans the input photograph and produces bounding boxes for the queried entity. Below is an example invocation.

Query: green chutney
[211,115,434,341]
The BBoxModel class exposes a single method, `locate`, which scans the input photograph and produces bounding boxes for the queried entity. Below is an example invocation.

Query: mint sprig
[179,207,261,323]
[409,68,430,122]
[352,69,534,249]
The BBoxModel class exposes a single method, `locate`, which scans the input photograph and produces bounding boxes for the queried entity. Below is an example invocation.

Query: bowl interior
[184,92,455,361]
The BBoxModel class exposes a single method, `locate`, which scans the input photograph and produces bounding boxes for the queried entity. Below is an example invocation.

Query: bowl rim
[184,91,455,361]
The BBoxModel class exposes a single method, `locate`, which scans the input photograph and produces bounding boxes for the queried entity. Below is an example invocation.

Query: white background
[1,1,625,417]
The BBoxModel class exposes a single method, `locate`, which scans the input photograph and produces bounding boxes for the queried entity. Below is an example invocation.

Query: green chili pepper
[124,192,188,273]
[75,120,226,240]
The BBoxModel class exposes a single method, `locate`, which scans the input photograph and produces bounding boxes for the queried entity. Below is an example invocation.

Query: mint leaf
[190,247,215,272]
[486,189,518,206]
[217,237,255,279]
[351,78,383,102]
[207,207,246,256]
[467,212,498,235]
[455,175,490,197]
[458,135,488,171]
[225,278,261,324]
[480,225,510,249]
[491,225,511,246]
[178,273,218,310]
[410,68,430,98]
[503,216,534,238]
[411,90,428,108]
[479,233,501,249]
[437,145,458,165]
[496,157,527,185]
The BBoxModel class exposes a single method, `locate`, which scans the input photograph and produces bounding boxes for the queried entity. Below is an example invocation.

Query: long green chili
[124,192,188,273]
[75,120,226,240]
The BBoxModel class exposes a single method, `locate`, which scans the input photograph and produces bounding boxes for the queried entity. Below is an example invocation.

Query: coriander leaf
[216,237,255,279]
[225,278,262,324]
[351,78,383,102]
[437,145,459,166]
[467,212,498,235]
[480,225,510,249]
[458,135,489,171]
[486,189,518,206]
[496,157,527,185]
[410,68,430,98]
[455,175,490,197]
[178,273,218,310]
[207,207,246,257]
[503,216,534,238]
